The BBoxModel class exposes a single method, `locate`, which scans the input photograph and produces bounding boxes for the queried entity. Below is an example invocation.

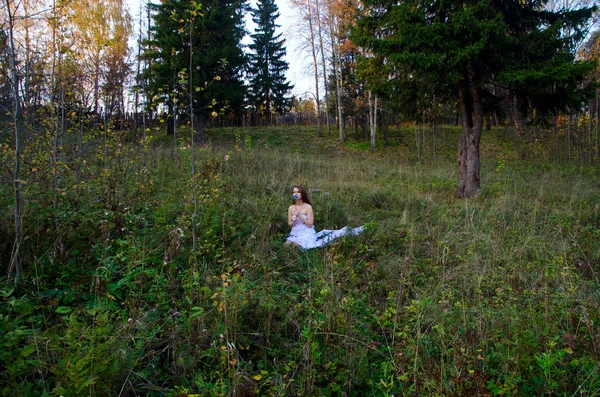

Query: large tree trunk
[455,67,483,198]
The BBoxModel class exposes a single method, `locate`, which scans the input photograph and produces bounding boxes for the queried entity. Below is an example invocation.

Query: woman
[285,185,316,248]
[285,185,364,249]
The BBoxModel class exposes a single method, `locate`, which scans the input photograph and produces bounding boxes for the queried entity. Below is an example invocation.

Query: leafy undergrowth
[1,125,599,396]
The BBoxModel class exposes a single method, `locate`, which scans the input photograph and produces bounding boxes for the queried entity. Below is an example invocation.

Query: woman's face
[293,187,301,201]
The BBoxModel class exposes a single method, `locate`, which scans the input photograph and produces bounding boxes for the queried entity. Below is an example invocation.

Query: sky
[125,0,314,97]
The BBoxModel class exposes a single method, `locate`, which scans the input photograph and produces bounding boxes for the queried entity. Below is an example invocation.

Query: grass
[1,124,599,396]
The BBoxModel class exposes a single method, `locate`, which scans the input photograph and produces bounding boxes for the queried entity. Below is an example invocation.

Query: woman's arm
[302,205,314,228]
[288,206,296,227]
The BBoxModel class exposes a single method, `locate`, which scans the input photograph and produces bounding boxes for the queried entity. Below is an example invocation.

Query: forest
[1,0,600,395]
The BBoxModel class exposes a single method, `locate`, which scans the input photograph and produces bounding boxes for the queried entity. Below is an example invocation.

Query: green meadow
[1,125,599,396]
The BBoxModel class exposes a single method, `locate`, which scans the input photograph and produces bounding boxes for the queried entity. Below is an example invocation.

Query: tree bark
[194,110,206,145]
[316,0,330,134]
[512,92,528,147]
[369,91,377,153]
[6,0,22,282]
[167,114,175,135]
[455,66,483,198]
[330,16,344,143]
[382,111,388,145]
[306,0,322,136]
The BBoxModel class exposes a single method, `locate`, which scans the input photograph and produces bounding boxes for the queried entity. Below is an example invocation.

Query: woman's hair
[292,185,312,206]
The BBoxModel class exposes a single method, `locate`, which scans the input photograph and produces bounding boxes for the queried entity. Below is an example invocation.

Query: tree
[247,0,293,124]
[323,0,361,143]
[69,0,133,118]
[315,0,331,134]
[100,1,133,120]
[355,0,597,197]
[581,30,600,119]
[143,0,247,140]
[0,29,12,124]
[3,0,23,282]
[290,0,322,135]
[142,0,184,135]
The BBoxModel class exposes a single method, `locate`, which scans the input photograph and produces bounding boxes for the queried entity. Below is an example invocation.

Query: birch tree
[323,0,361,144]
[3,0,23,282]
[70,0,133,118]
[290,0,323,135]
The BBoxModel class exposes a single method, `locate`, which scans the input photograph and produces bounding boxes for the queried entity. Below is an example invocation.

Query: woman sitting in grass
[285,185,364,249]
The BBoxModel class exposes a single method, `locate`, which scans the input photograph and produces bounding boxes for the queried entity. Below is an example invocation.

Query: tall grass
[1,125,599,396]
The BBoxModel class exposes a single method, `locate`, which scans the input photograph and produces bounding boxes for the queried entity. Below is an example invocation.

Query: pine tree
[247,0,293,124]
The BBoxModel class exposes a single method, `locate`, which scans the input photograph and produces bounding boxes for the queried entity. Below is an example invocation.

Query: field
[1,124,600,396]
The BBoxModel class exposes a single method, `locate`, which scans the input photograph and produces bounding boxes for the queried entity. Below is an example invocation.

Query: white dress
[286,214,365,250]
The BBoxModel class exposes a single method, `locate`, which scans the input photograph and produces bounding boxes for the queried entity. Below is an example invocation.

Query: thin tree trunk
[330,16,344,143]
[134,1,143,135]
[23,3,31,133]
[494,112,500,142]
[173,113,177,160]
[369,91,377,153]
[77,105,84,182]
[588,103,592,165]
[49,0,60,248]
[94,57,101,117]
[316,0,330,134]
[382,110,388,145]
[369,91,373,150]
[189,22,198,260]
[567,113,571,162]
[306,0,322,136]
[6,0,22,282]
[595,88,599,163]
[433,121,437,163]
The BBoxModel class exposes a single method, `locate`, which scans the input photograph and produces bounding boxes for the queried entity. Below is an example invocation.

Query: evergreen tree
[354,0,597,197]
[247,0,293,123]
[142,0,247,138]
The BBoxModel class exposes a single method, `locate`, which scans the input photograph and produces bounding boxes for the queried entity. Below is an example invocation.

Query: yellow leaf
[253,375,262,381]
[563,347,573,354]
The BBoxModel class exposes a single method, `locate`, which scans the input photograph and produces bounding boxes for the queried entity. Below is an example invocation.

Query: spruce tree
[247,0,293,124]
[142,0,247,138]
[354,0,597,197]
